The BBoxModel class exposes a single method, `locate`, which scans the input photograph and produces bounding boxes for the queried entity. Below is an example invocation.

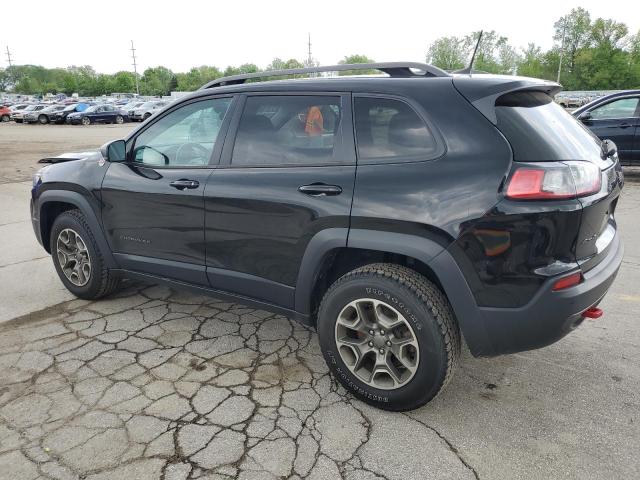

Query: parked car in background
[66,104,128,125]
[122,101,144,117]
[24,104,66,124]
[50,103,91,124]
[573,90,640,163]
[9,103,30,113]
[11,104,47,123]
[131,100,169,121]
[0,106,11,122]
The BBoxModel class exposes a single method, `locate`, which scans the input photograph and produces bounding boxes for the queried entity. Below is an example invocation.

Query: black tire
[38,114,48,124]
[143,112,151,120]
[50,209,120,300]
[115,115,124,124]
[81,116,91,126]
[317,263,460,411]
[1,114,9,122]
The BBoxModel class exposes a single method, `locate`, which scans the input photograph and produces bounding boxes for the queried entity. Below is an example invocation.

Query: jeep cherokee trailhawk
[31,63,624,411]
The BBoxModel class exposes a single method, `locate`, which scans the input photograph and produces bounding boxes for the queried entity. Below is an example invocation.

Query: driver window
[133,98,232,167]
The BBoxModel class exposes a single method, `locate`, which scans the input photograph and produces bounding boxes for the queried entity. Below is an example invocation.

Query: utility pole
[130,40,140,96]
[307,33,312,66]
[5,46,13,67]
[557,18,566,84]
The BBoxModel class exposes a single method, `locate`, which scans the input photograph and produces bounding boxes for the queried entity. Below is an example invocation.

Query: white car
[131,101,170,122]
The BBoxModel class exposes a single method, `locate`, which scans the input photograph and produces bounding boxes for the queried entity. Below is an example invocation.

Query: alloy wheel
[334,298,419,390]
[56,228,92,286]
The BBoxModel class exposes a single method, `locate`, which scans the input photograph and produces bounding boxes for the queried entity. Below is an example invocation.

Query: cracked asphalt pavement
[0,125,639,479]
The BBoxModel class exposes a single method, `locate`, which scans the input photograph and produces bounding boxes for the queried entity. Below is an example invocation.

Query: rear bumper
[432,231,624,357]
[476,232,623,356]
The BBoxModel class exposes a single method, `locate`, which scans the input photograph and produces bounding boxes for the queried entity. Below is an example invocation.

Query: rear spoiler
[453,75,562,124]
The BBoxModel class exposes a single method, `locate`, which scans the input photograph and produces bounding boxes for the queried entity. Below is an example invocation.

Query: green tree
[223,63,260,77]
[462,31,518,74]
[554,7,592,72]
[140,66,176,96]
[338,54,376,75]
[111,71,136,93]
[517,44,547,78]
[426,36,466,70]
[590,18,628,50]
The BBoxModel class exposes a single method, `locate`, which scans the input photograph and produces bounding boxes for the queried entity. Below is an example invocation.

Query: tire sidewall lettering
[365,286,422,331]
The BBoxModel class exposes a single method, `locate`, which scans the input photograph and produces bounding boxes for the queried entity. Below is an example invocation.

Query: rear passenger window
[232,96,342,166]
[354,97,437,161]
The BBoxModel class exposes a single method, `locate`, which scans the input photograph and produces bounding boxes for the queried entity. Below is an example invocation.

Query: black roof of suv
[31,62,623,411]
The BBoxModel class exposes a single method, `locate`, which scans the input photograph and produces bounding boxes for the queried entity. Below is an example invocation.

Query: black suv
[30,63,624,411]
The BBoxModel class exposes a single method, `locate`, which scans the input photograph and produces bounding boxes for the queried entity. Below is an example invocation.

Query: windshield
[140,102,157,109]
[495,91,602,162]
[84,105,100,113]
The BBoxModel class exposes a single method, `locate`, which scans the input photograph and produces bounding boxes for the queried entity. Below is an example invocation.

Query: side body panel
[203,93,357,309]
[350,81,512,248]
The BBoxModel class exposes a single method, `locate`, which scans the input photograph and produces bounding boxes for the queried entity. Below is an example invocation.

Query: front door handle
[619,123,631,129]
[170,179,200,190]
[298,183,342,197]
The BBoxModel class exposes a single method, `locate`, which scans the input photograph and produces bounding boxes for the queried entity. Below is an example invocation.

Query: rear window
[495,91,602,161]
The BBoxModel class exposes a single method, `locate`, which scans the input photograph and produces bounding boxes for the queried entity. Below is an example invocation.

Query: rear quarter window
[495,91,602,162]
[354,96,439,162]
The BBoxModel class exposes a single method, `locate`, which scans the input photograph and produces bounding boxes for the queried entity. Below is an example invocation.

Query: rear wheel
[81,116,91,126]
[50,210,120,300]
[317,263,460,411]
[115,115,124,124]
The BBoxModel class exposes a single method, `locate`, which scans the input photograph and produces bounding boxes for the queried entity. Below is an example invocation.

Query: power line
[130,40,140,95]
[6,46,13,67]
[557,18,567,84]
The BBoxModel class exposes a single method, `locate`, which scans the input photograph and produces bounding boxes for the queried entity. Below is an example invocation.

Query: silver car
[131,101,170,121]
[24,104,66,124]
[12,104,46,123]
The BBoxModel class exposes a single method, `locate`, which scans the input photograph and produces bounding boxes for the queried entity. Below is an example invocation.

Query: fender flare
[294,228,348,314]
[294,227,493,357]
[38,190,117,269]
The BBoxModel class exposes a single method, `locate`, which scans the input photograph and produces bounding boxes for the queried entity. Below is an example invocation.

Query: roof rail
[200,62,450,89]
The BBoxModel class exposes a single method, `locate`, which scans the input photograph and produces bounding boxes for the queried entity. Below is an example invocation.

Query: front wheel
[50,210,120,300]
[1,114,9,122]
[81,116,91,126]
[317,263,460,411]
[38,114,48,124]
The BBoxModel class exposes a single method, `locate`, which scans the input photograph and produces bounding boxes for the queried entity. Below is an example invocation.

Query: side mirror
[100,139,126,162]
[579,111,592,122]
[601,139,617,159]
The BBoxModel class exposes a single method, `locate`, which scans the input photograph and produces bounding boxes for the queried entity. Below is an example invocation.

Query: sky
[2,0,639,74]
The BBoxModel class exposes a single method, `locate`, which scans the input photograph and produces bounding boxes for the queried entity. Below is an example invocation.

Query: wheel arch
[295,228,492,357]
[38,190,117,268]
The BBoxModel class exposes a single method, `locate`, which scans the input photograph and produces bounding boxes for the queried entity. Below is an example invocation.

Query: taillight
[505,162,601,200]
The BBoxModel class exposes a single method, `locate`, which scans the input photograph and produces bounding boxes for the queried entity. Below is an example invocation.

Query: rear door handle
[298,183,342,196]
[619,123,631,129]
[170,179,200,190]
